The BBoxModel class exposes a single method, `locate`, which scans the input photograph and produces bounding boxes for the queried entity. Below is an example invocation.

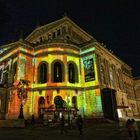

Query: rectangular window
[53,32,56,38]
[48,34,52,40]
[57,29,61,36]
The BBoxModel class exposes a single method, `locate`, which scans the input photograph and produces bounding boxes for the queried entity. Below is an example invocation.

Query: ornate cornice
[24,85,99,91]
[35,50,80,57]
[34,41,80,51]
[8,85,100,92]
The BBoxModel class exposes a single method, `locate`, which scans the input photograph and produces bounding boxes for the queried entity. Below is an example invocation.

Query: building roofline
[25,16,94,41]
[133,76,140,80]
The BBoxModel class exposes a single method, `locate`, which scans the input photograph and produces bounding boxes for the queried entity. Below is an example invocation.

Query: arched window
[53,61,63,82]
[116,72,121,89]
[68,62,78,83]
[68,63,75,83]
[109,66,114,88]
[100,64,106,84]
[54,95,64,108]
[0,69,2,84]
[118,69,123,90]
[38,96,45,107]
[4,70,8,85]
[38,62,48,83]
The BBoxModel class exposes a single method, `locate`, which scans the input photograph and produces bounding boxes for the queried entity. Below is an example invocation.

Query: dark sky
[0,0,139,77]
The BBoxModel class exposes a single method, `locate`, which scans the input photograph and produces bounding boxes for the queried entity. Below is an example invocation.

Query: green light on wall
[96,96,102,112]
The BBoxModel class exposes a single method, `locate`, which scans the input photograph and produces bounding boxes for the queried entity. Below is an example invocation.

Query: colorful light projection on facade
[24,46,101,118]
[0,40,103,120]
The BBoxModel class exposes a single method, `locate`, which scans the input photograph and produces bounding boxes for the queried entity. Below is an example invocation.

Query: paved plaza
[0,121,139,140]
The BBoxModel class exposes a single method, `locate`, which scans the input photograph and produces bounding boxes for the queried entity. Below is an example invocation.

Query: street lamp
[17,79,30,119]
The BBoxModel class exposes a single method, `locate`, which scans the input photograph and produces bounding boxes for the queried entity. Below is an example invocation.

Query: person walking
[131,119,139,140]
[31,114,35,125]
[76,115,83,135]
[125,119,133,140]
[60,115,67,135]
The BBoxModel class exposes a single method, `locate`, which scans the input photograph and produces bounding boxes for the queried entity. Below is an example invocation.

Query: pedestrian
[60,115,67,135]
[119,119,125,132]
[131,119,139,140]
[76,115,83,135]
[125,119,133,140]
[31,114,35,125]
[71,117,76,129]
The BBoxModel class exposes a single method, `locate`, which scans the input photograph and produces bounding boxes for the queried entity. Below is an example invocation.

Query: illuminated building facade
[134,77,140,116]
[0,16,139,121]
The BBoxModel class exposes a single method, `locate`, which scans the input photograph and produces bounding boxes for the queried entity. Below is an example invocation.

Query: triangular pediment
[25,16,96,46]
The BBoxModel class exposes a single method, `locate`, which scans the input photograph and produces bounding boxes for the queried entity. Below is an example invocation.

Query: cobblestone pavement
[0,122,139,140]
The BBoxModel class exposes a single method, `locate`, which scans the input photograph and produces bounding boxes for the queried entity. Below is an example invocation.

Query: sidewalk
[0,122,139,140]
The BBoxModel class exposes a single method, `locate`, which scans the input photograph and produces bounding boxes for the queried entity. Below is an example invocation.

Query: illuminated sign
[83,55,95,82]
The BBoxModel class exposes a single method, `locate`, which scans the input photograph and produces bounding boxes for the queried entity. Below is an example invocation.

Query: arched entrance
[54,95,64,109]
[101,88,118,121]
[41,95,79,124]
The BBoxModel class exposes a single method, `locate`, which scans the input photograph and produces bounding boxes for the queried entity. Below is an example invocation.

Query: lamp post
[18,84,25,119]
[18,79,30,119]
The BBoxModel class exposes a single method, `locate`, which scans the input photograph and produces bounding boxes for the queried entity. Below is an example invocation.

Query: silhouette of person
[125,119,133,140]
[76,115,83,135]
[131,119,138,140]
[60,115,67,135]
[31,114,35,125]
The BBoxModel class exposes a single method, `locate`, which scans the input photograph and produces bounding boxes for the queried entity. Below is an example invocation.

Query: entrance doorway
[101,88,118,121]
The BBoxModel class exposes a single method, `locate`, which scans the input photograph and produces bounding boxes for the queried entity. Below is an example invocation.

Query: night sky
[0,0,139,77]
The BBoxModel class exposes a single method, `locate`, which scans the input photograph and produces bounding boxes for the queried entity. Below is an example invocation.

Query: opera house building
[0,16,139,122]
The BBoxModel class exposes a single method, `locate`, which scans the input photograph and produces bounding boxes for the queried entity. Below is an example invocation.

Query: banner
[0,59,12,84]
[83,55,95,82]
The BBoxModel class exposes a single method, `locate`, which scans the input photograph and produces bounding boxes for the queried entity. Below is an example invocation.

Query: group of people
[60,114,83,135]
[125,118,139,140]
